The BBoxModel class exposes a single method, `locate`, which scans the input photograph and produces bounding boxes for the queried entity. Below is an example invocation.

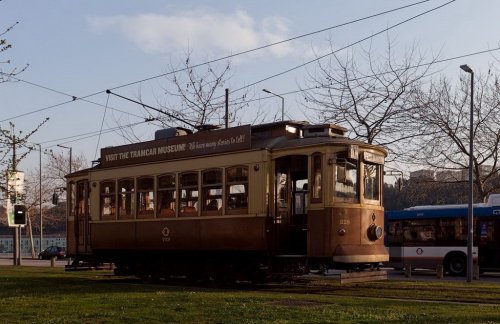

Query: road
[0,253,67,267]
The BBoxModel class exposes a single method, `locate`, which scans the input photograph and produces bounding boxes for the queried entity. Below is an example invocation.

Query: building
[0,235,66,254]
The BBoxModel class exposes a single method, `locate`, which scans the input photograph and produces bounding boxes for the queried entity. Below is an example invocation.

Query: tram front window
[334,153,358,201]
[363,162,380,201]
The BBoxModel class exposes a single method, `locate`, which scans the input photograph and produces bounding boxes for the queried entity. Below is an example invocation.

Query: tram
[65,121,387,281]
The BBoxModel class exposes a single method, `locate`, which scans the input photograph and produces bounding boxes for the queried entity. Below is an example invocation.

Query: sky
[1,0,500,172]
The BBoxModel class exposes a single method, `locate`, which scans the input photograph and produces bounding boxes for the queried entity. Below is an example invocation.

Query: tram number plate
[339,219,351,225]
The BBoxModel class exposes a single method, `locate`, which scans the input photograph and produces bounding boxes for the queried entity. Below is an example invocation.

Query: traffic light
[13,204,27,225]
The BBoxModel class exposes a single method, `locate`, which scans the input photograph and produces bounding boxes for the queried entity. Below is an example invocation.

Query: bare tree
[302,38,436,159]
[0,119,49,190]
[1,21,29,83]
[409,69,500,202]
[157,51,251,129]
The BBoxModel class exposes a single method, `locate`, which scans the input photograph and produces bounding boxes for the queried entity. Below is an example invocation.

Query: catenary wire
[224,0,456,97]
[0,0,432,123]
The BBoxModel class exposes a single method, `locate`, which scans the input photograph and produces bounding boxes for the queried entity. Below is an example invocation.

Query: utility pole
[3,119,49,265]
[11,126,22,266]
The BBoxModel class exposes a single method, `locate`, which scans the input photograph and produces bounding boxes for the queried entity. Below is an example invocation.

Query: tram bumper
[332,244,389,263]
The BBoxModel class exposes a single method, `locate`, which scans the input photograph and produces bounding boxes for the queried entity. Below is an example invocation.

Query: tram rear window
[334,153,358,201]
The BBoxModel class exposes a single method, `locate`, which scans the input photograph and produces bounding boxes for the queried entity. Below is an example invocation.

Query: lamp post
[33,144,43,254]
[57,144,72,174]
[262,89,285,121]
[460,64,474,282]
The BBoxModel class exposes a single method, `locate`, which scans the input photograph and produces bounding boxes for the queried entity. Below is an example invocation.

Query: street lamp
[460,64,474,283]
[262,89,285,121]
[33,144,43,254]
[57,144,72,174]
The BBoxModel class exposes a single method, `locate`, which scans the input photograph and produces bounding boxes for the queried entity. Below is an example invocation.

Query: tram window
[294,180,308,215]
[363,162,380,201]
[157,174,176,218]
[118,178,135,220]
[77,181,86,216]
[202,169,222,215]
[69,182,76,217]
[180,172,199,217]
[226,166,248,214]
[137,177,155,218]
[100,181,116,220]
[335,153,358,201]
[311,153,322,203]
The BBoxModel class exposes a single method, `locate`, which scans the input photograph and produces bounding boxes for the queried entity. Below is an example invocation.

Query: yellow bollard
[50,256,56,268]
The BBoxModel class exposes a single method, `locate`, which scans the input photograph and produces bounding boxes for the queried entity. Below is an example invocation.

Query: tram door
[75,180,91,255]
[274,155,308,255]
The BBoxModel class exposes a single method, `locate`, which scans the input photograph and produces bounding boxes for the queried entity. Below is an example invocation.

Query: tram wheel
[446,253,466,276]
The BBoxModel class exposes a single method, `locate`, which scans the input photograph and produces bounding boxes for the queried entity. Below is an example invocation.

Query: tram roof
[66,120,386,177]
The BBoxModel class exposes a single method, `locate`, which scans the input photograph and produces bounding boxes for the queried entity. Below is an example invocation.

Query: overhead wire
[225,0,456,96]
[0,74,150,122]
[94,92,110,160]
[38,43,500,148]
[0,0,433,123]
[240,45,500,105]
[0,0,469,149]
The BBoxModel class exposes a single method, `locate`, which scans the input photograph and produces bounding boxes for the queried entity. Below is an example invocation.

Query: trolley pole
[460,64,474,282]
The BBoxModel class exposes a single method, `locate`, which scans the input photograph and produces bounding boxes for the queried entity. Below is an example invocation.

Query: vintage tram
[65,121,387,281]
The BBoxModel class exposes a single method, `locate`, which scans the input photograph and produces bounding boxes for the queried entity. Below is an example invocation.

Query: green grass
[1,266,500,323]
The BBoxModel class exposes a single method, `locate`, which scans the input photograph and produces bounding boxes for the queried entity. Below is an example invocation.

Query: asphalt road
[0,253,68,267]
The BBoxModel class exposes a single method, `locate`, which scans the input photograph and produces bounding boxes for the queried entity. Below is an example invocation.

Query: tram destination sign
[101,125,252,168]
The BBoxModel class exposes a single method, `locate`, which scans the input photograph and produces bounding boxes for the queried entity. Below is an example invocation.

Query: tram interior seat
[159,208,175,217]
[181,206,197,216]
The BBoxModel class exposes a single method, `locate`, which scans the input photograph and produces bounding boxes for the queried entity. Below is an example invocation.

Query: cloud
[87,9,298,59]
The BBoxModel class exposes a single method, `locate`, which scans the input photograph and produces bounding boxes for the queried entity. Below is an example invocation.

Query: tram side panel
[308,207,387,266]
[90,217,268,252]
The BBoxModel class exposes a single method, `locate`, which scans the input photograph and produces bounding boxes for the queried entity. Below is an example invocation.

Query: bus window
[137,177,155,218]
[118,178,135,220]
[334,153,358,201]
[363,162,380,201]
[157,174,176,218]
[226,166,248,214]
[180,172,199,216]
[202,169,222,215]
[311,153,322,203]
[100,181,116,220]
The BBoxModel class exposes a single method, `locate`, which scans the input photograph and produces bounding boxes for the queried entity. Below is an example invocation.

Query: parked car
[38,246,65,260]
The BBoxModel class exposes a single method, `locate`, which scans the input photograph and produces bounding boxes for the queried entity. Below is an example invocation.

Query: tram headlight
[367,224,383,241]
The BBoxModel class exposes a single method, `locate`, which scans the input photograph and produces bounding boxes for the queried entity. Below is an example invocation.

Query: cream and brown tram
[65,121,387,280]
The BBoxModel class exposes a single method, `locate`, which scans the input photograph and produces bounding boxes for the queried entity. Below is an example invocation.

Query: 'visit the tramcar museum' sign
[101,125,252,168]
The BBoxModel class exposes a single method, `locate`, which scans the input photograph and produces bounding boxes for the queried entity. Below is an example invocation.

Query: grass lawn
[1,266,500,323]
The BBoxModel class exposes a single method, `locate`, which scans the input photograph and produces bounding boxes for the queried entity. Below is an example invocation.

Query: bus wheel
[446,253,466,276]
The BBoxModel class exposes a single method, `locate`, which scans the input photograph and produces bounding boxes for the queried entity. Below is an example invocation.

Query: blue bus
[385,195,500,275]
